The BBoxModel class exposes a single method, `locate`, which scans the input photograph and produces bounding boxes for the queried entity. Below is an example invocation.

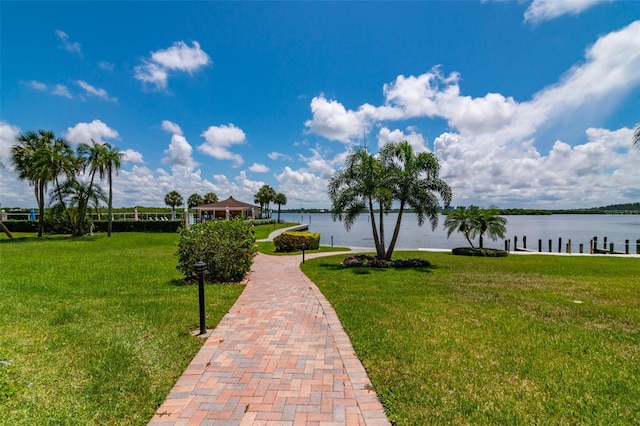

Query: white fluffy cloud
[161,120,183,136]
[248,163,269,173]
[134,41,211,90]
[77,80,117,102]
[161,121,197,168]
[304,95,366,143]
[377,127,429,153]
[0,121,20,171]
[64,119,120,145]
[198,124,246,166]
[120,149,144,163]
[524,0,612,24]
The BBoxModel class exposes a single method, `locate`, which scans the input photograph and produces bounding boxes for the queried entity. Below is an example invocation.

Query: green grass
[255,240,349,255]
[0,233,243,425]
[252,222,298,240]
[301,252,640,425]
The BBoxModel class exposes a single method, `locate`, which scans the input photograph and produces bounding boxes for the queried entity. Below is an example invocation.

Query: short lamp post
[194,261,207,335]
[301,243,307,264]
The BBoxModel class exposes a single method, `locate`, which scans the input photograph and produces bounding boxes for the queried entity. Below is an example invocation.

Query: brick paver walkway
[149,252,390,425]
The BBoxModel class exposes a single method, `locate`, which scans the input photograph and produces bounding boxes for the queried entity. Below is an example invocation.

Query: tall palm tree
[254,185,276,219]
[164,191,183,219]
[203,192,218,204]
[443,207,476,247]
[101,143,123,237]
[379,141,452,260]
[328,147,391,260]
[469,206,507,248]
[274,192,287,223]
[188,193,204,209]
[11,130,67,237]
[49,137,79,228]
[77,140,109,232]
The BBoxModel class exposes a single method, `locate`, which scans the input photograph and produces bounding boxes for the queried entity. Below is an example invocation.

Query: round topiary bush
[451,247,508,257]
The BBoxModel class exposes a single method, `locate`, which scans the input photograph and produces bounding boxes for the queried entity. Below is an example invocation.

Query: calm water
[281,212,640,250]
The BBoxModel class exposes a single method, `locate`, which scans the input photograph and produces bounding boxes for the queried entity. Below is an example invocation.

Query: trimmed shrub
[175,218,256,282]
[273,231,320,252]
[341,254,431,269]
[452,247,508,257]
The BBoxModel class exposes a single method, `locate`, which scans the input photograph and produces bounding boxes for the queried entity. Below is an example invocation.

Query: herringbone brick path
[149,252,390,425]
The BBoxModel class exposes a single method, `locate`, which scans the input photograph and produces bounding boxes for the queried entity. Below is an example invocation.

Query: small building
[193,196,261,221]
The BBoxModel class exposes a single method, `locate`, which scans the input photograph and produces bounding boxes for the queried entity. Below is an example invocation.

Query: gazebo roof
[194,196,260,211]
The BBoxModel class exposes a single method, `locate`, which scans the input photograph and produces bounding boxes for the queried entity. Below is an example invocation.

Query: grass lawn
[255,240,349,255]
[0,233,244,425]
[251,221,298,240]
[301,252,640,425]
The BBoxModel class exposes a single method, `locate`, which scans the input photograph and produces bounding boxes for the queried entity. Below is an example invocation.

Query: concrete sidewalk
[149,252,390,425]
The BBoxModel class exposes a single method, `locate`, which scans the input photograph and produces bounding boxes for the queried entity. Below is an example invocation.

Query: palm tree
[164,191,183,219]
[634,125,640,150]
[101,143,123,237]
[379,141,452,260]
[328,147,392,260]
[11,130,68,237]
[274,192,287,223]
[77,140,111,233]
[188,193,204,209]
[54,179,106,236]
[0,156,12,239]
[254,185,276,219]
[470,206,507,248]
[49,137,78,227]
[443,207,476,247]
[203,192,218,204]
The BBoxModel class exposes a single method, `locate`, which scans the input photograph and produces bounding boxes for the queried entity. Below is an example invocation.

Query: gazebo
[193,196,261,221]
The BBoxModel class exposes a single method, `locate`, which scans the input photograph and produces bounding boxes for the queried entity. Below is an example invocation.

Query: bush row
[273,231,320,252]
[3,219,185,234]
[92,220,183,233]
[451,247,509,257]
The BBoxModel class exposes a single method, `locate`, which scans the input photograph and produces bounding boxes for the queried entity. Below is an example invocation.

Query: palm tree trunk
[378,205,386,260]
[37,180,45,237]
[107,169,113,237]
[385,201,405,261]
[368,197,384,260]
[54,176,73,228]
[465,233,475,248]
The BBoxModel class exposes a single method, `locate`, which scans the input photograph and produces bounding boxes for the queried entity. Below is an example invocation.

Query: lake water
[280,212,640,251]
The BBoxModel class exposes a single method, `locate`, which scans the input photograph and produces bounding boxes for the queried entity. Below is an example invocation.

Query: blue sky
[1,1,639,209]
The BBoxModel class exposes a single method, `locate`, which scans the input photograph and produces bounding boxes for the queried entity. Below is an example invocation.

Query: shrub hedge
[451,247,509,257]
[1,220,39,233]
[175,218,256,283]
[273,231,320,252]
[92,220,183,233]
[341,254,432,269]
